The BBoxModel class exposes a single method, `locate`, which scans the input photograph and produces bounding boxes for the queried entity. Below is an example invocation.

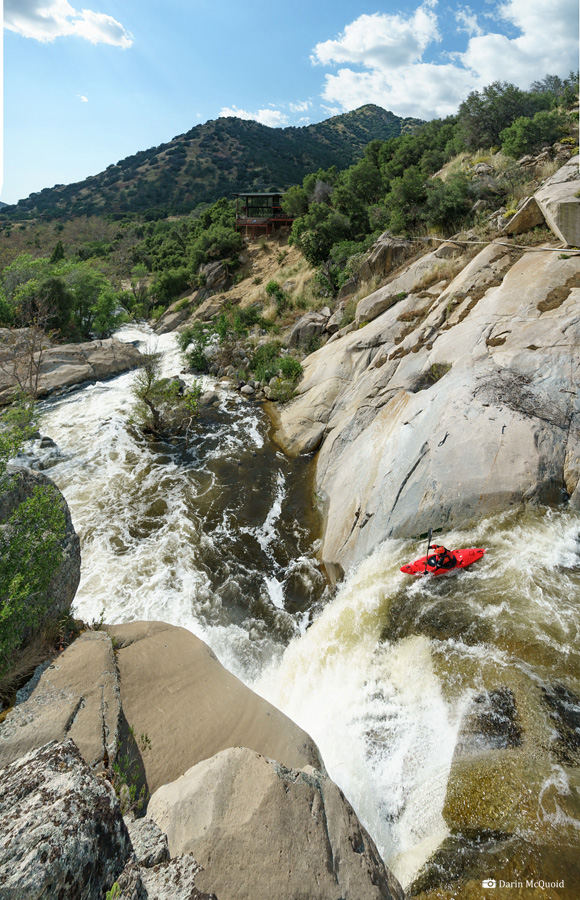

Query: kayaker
[427,544,456,569]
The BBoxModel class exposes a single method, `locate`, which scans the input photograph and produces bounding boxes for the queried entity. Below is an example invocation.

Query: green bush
[178,322,212,372]
[279,356,303,380]
[0,480,66,677]
[130,353,201,436]
[250,341,283,382]
[500,109,567,157]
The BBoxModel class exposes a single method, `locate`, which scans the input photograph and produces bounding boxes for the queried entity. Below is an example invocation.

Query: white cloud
[5,0,133,47]
[77,93,88,102]
[312,6,440,71]
[312,0,579,120]
[455,6,483,36]
[219,106,289,128]
[289,100,312,113]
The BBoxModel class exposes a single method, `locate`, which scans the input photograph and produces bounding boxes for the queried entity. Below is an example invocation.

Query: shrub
[250,341,283,382]
[130,352,201,436]
[265,280,288,314]
[279,356,303,380]
[0,481,66,678]
[500,109,567,157]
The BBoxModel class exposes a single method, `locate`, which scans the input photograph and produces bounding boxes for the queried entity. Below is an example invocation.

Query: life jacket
[427,548,456,569]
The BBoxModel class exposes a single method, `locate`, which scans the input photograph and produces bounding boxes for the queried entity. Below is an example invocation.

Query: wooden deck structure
[235,192,294,236]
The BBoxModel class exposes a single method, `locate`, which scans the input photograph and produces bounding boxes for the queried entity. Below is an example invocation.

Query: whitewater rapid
[24,326,580,890]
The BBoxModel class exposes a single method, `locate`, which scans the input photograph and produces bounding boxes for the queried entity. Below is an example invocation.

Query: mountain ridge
[3,105,423,220]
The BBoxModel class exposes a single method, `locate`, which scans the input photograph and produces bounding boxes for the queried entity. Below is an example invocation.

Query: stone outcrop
[0,739,218,900]
[357,234,413,285]
[0,334,143,404]
[148,746,404,900]
[105,621,323,793]
[535,154,580,246]
[0,739,132,899]
[286,310,329,348]
[0,466,81,649]
[155,297,195,334]
[501,195,545,235]
[0,630,120,772]
[272,242,580,573]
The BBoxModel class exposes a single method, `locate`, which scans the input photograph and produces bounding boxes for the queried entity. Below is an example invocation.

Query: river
[25,326,580,896]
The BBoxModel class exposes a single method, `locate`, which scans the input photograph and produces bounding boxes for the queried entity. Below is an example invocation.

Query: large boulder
[154,296,196,334]
[272,242,580,573]
[0,467,81,654]
[0,630,120,772]
[286,310,329,348]
[357,234,413,285]
[501,196,545,235]
[200,260,231,292]
[0,335,143,405]
[105,621,323,793]
[148,746,404,900]
[535,154,580,246]
[0,739,132,899]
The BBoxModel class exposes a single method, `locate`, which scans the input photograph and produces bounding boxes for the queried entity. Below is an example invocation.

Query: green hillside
[3,105,422,220]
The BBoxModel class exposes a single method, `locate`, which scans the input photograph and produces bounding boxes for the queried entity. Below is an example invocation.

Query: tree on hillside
[457,81,552,149]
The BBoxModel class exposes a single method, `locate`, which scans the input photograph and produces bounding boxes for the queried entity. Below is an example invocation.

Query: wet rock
[0,739,132,899]
[104,621,323,794]
[240,384,255,396]
[198,390,219,407]
[39,435,57,449]
[0,630,121,772]
[148,746,404,900]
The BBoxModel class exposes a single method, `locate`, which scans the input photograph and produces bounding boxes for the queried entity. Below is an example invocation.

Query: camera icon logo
[482,879,497,889]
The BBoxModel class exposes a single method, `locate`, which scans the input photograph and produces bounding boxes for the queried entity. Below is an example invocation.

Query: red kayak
[401,548,486,577]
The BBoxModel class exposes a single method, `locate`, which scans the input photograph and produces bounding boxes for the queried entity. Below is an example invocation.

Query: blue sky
[2,0,578,205]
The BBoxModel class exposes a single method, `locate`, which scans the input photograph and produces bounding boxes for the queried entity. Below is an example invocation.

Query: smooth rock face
[0,630,121,772]
[0,466,81,646]
[148,746,404,900]
[535,155,580,246]
[355,247,463,325]
[106,621,323,794]
[273,243,580,572]
[0,335,143,404]
[0,739,132,899]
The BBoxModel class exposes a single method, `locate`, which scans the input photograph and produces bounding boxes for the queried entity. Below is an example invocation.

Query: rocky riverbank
[0,332,143,405]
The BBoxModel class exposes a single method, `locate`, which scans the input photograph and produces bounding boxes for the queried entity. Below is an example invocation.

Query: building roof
[234,191,284,197]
